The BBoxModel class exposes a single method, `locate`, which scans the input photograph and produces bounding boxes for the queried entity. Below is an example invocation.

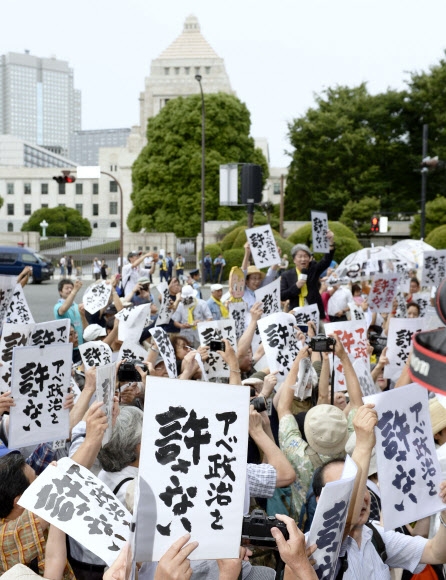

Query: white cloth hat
[83,323,107,342]
[210,284,223,292]
[181,285,197,298]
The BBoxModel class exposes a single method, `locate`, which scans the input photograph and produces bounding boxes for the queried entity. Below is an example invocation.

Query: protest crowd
[2,219,446,580]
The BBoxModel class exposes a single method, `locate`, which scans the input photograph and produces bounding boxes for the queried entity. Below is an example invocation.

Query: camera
[368,325,387,357]
[242,509,289,547]
[251,396,266,413]
[309,334,336,352]
[118,359,148,382]
[210,340,225,352]
[135,284,150,296]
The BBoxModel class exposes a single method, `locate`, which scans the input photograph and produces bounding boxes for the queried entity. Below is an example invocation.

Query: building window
[75,203,83,216]
[273,182,281,195]
[109,202,118,215]
[7,204,14,215]
[184,67,190,75]
[7,183,14,195]
[24,183,31,194]
[164,67,170,75]
[76,183,83,195]
[205,66,211,74]
[195,67,200,75]
[93,222,98,228]
[109,181,118,193]
[24,203,32,216]
[175,67,180,75]
[110,222,117,228]
[7,223,13,232]
[41,183,48,194]
[92,204,99,216]
[93,183,99,195]
[58,182,65,195]
[41,204,48,208]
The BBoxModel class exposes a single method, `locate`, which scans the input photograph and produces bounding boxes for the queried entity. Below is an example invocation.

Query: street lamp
[195,74,205,283]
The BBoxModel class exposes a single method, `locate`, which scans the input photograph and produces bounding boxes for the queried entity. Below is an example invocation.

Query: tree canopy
[410,196,446,239]
[339,196,381,236]
[128,93,268,237]
[21,207,92,237]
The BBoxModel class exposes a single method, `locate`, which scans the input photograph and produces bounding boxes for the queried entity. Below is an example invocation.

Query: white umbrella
[392,239,435,269]
[336,246,416,280]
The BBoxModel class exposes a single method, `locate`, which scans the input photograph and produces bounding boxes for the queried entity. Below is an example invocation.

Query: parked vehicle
[0,246,54,283]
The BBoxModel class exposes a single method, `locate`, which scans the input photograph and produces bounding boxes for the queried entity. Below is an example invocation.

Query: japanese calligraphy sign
[150,327,177,379]
[367,273,400,313]
[384,318,425,382]
[348,301,365,322]
[353,358,379,397]
[156,282,173,326]
[324,321,368,391]
[197,320,237,380]
[79,341,112,368]
[118,341,147,364]
[245,225,280,269]
[254,279,281,318]
[18,457,131,566]
[0,362,12,395]
[364,384,444,530]
[412,292,431,318]
[5,284,34,324]
[0,275,17,333]
[0,323,30,364]
[134,377,249,561]
[258,312,300,383]
[116,304,151,343]
[28,320,71,347]
[290,304,320,331]
[228,302,247,341]
[308,455,357,580]
[83,281,112,315]
[422,251,446,287]
[96,362,116,446]
[9,344,72,448]
[311,210,329,254]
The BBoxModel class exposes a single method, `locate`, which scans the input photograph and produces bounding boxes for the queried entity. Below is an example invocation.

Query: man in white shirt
[121,251,155,296]
[327,280,353,322]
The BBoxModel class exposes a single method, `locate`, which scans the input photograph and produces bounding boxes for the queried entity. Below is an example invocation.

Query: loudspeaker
[241,164,262,204]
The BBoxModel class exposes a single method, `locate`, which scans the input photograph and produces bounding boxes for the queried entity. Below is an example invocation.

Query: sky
[2,0,446,167]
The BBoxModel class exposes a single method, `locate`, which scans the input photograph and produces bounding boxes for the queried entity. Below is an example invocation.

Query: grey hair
[98,406,144,472]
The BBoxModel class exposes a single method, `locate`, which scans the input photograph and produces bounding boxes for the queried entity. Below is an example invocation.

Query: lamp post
[195,74,205,283]
[420,124,429,240]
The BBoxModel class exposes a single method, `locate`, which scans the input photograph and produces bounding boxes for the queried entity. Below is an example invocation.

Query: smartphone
[210,340,225,352]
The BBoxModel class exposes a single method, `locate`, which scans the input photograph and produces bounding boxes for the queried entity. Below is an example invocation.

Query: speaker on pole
[241,164,262,204]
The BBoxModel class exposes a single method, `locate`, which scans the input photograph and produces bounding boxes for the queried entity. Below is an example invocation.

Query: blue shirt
[54,298,84,346]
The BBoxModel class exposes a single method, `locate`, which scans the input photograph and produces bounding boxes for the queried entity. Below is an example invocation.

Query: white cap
[83,324,107,342]
[210,284,223,292]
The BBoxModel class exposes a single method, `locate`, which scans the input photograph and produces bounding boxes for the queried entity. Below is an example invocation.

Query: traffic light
[53,172,76,184]
[370,216,379,233]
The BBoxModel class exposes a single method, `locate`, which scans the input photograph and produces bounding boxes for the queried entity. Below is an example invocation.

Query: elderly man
[241,242,279,309]
[172,285,213,347]
[207,283,229,320]
[280,233,335,318]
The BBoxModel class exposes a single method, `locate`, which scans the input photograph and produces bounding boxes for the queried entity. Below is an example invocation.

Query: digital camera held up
[309,334,336,353]
[241,509,289,547]
[118,359,148,382]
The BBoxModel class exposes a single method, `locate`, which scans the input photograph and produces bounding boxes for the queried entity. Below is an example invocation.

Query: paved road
[23,277,214,323]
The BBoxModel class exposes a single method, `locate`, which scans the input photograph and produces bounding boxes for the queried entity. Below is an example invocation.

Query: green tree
[339,196,381,236]
[410,196,446,238]
[128,93,268,237]
[285,85,416,221]
[425,224,446,248]
[21,207,92,237]
[0,196,3,210]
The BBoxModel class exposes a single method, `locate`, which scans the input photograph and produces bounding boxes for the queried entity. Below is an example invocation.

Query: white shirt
[328,286,353,316]
[121,263,151,293]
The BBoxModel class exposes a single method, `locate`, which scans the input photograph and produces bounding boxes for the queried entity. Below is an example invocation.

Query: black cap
[190,269,199,276]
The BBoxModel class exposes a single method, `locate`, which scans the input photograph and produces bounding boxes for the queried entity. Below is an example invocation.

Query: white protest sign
[83,281,112,315]
[353,357,379,397]
[367,273,400,313]
[258,312,300,383]
[6,284,34,324]
[254,278,281,318]
[384,318,425,382]
[0,275,17,333]
[0,323,30,364]
[290,304,320,331]
[134,377,249,561]
[0,362,12,395]
[156,282,173,326]
[149,327,178,379]
[422,251,446,287]
[18,457,131,566]
[311,210,329,253]
[96,362,116,446]
[348,301,365,322]
[245,225,280,269]
[116,303,151,343]
[197,320,237,380]
[395,262,410,294]
[308,455,357,580]
[79,341,113,368]
[324,321,368,391]
[412,292,431,317]
[118,341,148,363]
[364,384,444,531]
[9,344,72,447]
[228,301,247,341]
[28,319,71,346]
